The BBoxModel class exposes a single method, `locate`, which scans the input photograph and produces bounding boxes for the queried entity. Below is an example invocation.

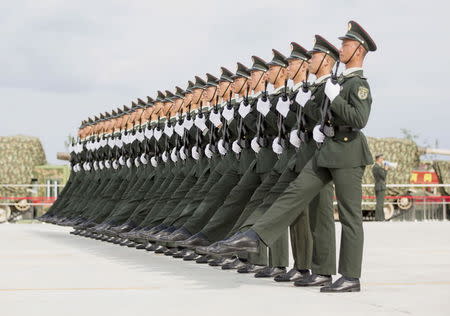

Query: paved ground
[1,222,449,316]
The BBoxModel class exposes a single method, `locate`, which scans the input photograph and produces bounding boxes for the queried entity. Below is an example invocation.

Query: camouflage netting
[433,161,450,195]
[363,137,420,198]
[0,135,47,201]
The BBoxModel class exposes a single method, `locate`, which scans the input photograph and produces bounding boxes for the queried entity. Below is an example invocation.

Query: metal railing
[360,183,450,221]
[0,183,64,206]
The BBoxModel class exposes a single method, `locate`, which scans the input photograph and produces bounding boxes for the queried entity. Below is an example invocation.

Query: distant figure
[372,154,388,221]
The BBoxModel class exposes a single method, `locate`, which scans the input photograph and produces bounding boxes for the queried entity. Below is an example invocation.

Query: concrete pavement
[0,222,449,316]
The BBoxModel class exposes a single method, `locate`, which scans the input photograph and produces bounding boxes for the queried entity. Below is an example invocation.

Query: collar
[314,74,331,84]
[272,85,285,94]
[292,82,304,91]
[233,96,243,103]
[251,91,263,98]
[343,67,363,77]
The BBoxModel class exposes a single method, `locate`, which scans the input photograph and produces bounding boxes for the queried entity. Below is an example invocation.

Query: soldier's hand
[313,125,325,143]
[325,79,341,102]
[295,89,311,107]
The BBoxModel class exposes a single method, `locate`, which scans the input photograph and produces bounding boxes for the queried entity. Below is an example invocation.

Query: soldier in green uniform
[214,21,377,292]
[155,68,249,260]
[202,39,338,282]
[372,154,388,221]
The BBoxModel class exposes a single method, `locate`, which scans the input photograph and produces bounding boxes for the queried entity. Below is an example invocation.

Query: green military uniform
[372,161,387,221]
[252,28,376,279]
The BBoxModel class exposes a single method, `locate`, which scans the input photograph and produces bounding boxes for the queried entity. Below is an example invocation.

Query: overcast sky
[0,0,449,164]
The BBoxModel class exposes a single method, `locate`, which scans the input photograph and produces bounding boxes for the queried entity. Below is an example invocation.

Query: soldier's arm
[330,79,372,129]
[302,99,322,123]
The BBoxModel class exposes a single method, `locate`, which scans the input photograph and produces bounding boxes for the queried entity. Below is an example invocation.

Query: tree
[400,128,419,142]
[63,134,74,151]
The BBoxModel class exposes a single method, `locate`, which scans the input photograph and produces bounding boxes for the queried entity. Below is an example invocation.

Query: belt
[334,126,360,133]
[240,138,252,148]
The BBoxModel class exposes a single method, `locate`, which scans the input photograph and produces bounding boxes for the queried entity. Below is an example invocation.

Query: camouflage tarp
[0,135,47,201]
[362,137,420,209]
[433,161,450,195]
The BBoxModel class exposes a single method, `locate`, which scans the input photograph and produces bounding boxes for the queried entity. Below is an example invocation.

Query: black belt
[240,138,252,148]
[334,126,360,133]
[259,135,275,148]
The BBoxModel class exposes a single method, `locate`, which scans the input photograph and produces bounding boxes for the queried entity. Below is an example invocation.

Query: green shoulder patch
[357,86,369,100]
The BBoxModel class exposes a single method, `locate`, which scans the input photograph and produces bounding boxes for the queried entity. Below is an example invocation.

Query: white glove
[105,160,111,169]
[325,79,340,102]
[119,156,125,166]
[136,130,145,142]
[191,146,200,160]
[276,98,290,118]
[204,144,213,158]
[183,117,194,130]
[115,138,123,148]
[218,139,227,155]
[171,148,178,162]
[238,102,251,118]
[153,128,163,141]
[272,137,283,154]
[174,122,184,136]
[113,160,119,169]
[128,133,136,143]
[313,125,325,143]
[144,127,153,139]
[195,115,208,132]
[126,158,132,168]
[222,106,234,122]
[164,125,174,137]
[134,157,140,168]
[256,98,271,116]
[161,151,168,162]
[289,129,301,148]
[251,137,261,153]
[140,153,148,164]
[122,133,129,144]
[209,110,222,127]
[179,146,187,160]
[99,161,104,170]
[150,157,158,167]
[232,140,242,154]
[295,89,311,107]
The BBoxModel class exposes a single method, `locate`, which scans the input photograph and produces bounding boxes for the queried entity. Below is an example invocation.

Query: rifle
[275,79,289,149]
[255,81,268,147]
[297,70,310,143]
[194,101,203,152]
[236,86,250,150]
[181,101,192,158]
[207,96,220,152]
[220,90,233,150]
[319,61,340,137]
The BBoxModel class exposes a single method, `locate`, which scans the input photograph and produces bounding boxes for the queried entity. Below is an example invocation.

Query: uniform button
[344,137,348,142]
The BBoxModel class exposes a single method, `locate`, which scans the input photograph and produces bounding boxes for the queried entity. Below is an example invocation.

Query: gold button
[344,137,348,142]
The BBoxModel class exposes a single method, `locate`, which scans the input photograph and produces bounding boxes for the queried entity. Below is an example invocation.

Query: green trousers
[138,164,181,228]
[159,157,215,227]
[181,162,241,234]
[170,155,236,228]
[375,190,385,221]
[252,157,365,278]
[200,162,271,243]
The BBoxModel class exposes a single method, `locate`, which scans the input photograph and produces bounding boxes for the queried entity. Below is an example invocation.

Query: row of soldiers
[40,21,376,293]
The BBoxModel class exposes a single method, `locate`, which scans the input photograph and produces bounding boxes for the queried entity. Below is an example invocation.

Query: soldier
[372,154,388,221]
[201,39,338,282]
[213,21,377,292]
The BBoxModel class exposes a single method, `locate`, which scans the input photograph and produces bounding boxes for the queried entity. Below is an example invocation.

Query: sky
[0,0,449,164]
